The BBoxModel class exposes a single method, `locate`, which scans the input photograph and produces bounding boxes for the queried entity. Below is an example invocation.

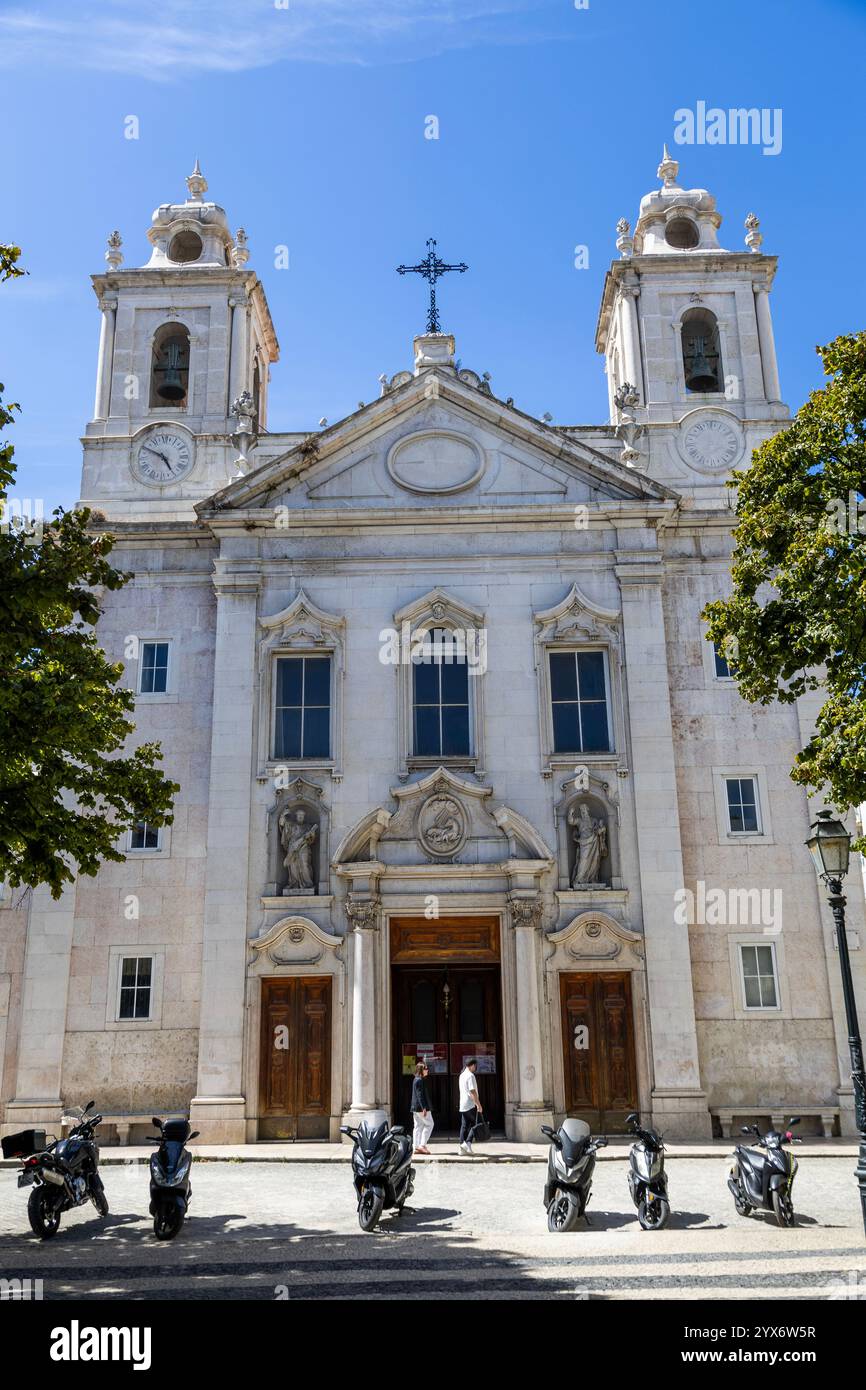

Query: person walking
[411,1061,434,1154]
[458,1057,482,1155]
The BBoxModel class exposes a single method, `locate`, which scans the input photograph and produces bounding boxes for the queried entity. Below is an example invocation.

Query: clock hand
[142,446,174,473]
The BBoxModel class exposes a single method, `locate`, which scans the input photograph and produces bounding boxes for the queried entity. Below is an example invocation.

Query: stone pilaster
[615,552,710,1137]
[753,279,782,404]
[507,894,554,1140]
[342,894,386,1130]
[3,883,76,1135]
[189,561,260,1143]
[93,297,117,421]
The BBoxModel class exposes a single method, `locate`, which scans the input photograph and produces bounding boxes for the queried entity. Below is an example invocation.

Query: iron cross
[396,239,468,334]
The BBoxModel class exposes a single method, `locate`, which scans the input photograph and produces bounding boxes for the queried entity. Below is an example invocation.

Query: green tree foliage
[0,244,178,897]
[704,331,866,827]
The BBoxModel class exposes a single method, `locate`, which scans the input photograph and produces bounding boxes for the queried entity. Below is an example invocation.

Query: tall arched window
[681,308,723,393]
[150,322,190,408]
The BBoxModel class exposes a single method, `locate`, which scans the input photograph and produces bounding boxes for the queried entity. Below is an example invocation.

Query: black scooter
[541,1118,608,1231]
[626,1112,670,1229]
[147,1116,198,1239]
[4,1101,109,1239]
[341,1119,415,1231]
[728,1116,802,1227]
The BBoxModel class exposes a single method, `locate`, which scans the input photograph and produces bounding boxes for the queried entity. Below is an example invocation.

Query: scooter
[541,1118,608,1231]
[728,1116,802,1227]
[626,1111,670,1230]
[147,1115,199,1239]
[340,1119,416,1231]
[4,1101,109,1240]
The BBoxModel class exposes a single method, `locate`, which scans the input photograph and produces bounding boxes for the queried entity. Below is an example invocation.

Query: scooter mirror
[188,1131,200,1142]
[740,1126,753,1134]
[788,1116,801,1125]
[85,1101,95,1112]
[151,1117,162,1129]
[625,1113,639,1126]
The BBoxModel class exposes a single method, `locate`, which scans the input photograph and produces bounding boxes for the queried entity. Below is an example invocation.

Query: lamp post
[806,808,866,1234]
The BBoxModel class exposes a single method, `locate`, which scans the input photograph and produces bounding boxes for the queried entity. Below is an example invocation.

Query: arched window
[681,308,723,393]
[149,323,190,408]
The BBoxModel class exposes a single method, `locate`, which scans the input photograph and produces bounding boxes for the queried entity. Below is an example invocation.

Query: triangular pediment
[197,371,676,518]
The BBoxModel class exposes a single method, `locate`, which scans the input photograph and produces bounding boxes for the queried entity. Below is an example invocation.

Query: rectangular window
[118,956,153,1020]
[726,777,760,834]
[713,643,731,679]
[549,651,610,753]
[412,628,470,757]
[129,821,160,851]
[140,641,170,694]
[740,943,778,1009]
[274,656,331,760]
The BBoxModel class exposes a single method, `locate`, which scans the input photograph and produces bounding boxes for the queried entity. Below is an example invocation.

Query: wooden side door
[560,972,637,1131]
[259,976,332,1140]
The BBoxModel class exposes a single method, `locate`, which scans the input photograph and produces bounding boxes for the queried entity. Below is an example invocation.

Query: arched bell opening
[149,322,191,408]
[681,307,723,394]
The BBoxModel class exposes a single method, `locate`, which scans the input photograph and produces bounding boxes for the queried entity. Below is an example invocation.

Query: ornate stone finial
[230,390,257,470]
[613,381,640,411]
[657,144,679,188]
[615,216,634,258]
[479,371,492,395]
[231,227,250,268]
[231,389,256,423]
[744,212,763,253]
[105,230,123,270]
[186,159,208,202]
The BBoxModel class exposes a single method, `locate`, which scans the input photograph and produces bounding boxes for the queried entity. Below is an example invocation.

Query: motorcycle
[541,1118,608,1232]
[626,1111,670,1230]
[340,1119,416,1232]
[6,1101,109,1239]
[147,1115,199,1240]
[728,1116,802,1227]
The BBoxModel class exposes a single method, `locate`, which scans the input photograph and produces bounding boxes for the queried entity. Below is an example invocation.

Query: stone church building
[3,152,864,1144]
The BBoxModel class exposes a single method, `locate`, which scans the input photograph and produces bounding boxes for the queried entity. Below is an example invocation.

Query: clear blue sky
[2,0,865,511]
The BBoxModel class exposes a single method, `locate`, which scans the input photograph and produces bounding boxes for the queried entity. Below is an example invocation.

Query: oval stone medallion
[387,430,484,494]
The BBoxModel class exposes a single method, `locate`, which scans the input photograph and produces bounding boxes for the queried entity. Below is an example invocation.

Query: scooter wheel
[28,1187,62,1240]
[358,1188,384,1232]
[91,1179,109,1217]
[153,1204,185,1240]
[638,1197,670,1230]
[734,1193,752,1217]
[771,1190,795,1228]
[547,1189,581,1233]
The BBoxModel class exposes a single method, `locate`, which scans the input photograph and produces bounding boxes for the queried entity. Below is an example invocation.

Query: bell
[156,342,187,401]
[684,335,719,392]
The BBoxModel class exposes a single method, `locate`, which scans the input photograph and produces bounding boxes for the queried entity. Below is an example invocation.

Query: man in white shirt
[457,1058,482,1154]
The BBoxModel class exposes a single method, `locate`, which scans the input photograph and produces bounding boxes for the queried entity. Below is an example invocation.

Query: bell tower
[595,148,788,490]
[80,162,279,518]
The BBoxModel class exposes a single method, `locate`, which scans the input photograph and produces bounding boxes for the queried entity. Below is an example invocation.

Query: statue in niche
[568,803,608,888]
[279,807,319,894]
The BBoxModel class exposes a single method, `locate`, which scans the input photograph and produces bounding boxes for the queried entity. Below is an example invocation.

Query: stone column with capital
[753,280,782,404]
[508,895,555,1141]
[615,552,711,1138]
[619,286,643,404]
[3,883,77,1137]
[93,298,117,421]
[342,894,387,1131]
[190,562,260,1143]
[227,297,249,413]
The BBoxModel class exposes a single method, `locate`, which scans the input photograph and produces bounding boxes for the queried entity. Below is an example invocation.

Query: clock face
[681,416,741,472]
[132,430,194,486]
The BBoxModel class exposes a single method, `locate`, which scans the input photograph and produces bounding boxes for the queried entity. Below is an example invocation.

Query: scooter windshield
[357,1121,389,1153]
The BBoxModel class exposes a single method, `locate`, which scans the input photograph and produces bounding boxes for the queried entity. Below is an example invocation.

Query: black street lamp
[806,808,866,1234]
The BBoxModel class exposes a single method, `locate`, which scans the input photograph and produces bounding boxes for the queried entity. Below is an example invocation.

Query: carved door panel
[259,976,332,1140]
[560,972,636,1132]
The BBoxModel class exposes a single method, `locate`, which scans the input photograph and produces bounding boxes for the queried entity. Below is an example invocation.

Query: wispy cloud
[0,0,560,81]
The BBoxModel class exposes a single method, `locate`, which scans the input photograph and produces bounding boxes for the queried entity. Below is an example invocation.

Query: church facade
[3,153,864,1144]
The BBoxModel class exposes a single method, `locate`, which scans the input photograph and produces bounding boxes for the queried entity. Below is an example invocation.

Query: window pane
[302,706,330,759]
[303,657,330,707]
[440,659,469,703]
[552,702,581,753]
[743,975,762,1008]
[144,823,159,849]
[119,987,136,1020]
[134,986,151,1020]
[577,651,606,701]
[414,706,441,756]
[274,708,302,760]
[580,703,609,752]
[413,661,440,705]
[441,705,470,756]
[759,974,778,1008]
[741,945,757,977]
[755,945,773,975]
[549,652,578,702]
[714,644,730,678]
[276,658,303,707]
[121,957,138,990]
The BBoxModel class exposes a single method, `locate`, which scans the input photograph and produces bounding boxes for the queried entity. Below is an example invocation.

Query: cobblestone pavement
[1,1156,864,1300]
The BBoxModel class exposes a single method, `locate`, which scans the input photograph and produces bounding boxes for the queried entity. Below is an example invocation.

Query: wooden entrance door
[392,966,504,1131]
[259,976,331,1140]
[560,972,637,1132]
